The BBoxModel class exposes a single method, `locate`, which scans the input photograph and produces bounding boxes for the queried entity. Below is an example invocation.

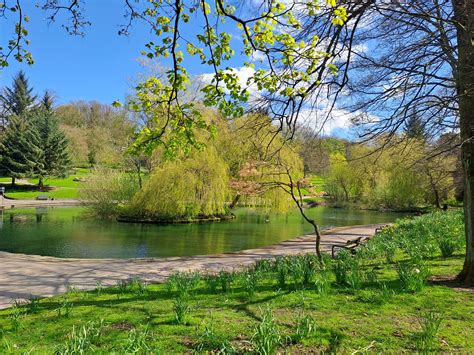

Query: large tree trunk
[454,0,474,285]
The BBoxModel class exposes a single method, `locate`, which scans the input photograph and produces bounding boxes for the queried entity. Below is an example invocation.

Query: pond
[0,206,407,258]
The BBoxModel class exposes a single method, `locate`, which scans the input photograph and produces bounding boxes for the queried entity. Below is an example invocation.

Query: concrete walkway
[0,224,385,309]
[0,198,81,209]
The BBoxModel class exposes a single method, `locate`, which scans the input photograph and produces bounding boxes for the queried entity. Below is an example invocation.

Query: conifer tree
[33,93,70,188]
[0,71,37,119]
[404,109,427,141]
[0,115,41,186]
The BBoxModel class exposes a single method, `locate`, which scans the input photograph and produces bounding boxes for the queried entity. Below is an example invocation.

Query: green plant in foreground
[26,297,40,314]
[123,326,152,353]
[9,303,21,332]
[95,280,104,295]
[130,277,148,296]
[166,272,200,297]
[204,273,220,294]
[242,270,260,298]
[56,299,73,318]
[173,295,191,325]
[195,322,235,353]
[293,314,317,343]
[437,237,458,258]
[55,320,104,354]
[218,270,235,293]
[397,262,429,293]
[414,312,443,352]
[314,271,331,296]
[252,307,282,355]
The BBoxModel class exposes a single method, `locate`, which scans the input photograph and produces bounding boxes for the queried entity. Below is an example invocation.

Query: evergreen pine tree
[0,115,42,186]
[404,109,427,140]
[33,93,71,188]
[0,71,37,118]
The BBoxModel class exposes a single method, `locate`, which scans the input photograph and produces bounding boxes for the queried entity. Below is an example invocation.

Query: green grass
[0,212,472,353]
[0,256,471,353]
[0,168,89,200]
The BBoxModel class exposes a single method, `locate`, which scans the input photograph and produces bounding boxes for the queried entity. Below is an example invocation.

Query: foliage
[0,114,40,182]
[80,167,139,218]
[31,106,71,185]
[414,312,443,352]
[128,147,229,220]
[252,307,282,355]
[0,71,36,117]
[325,138,457,209]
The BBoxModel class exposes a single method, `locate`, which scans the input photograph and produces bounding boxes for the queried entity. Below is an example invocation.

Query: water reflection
[0,206,409,259]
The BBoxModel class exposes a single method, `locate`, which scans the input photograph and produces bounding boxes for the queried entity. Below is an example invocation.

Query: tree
[0,71,37,122]
[404,109,427,141]
[3,1,473,281]
[0,114,41,186]
[32,98,71,188]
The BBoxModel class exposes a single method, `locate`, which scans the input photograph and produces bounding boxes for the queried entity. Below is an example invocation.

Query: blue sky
[0,2,353,137]
[0,1,220,104]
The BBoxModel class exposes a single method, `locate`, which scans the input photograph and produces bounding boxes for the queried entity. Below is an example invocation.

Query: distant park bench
[36,195,49,201]
[331,224,389,258]
[331,236,367,258]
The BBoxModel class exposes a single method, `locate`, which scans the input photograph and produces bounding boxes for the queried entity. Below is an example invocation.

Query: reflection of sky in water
[0,206,409,259]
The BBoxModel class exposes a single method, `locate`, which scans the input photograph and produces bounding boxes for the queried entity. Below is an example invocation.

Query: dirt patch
[428,275,474,292]
[110,321,134,331]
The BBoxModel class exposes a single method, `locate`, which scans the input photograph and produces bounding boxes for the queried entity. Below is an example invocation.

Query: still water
[0,206,407,258]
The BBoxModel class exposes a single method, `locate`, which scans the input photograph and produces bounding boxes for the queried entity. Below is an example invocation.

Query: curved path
[0,224,385,309]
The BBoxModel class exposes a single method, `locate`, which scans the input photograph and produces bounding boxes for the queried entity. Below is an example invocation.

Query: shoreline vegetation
[0,211,470,353]
[116,213,236,224]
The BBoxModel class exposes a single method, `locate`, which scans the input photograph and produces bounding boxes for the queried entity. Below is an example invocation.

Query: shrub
[80,167,139,218]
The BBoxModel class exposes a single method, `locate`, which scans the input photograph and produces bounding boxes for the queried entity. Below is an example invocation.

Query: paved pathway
[0,198,81,209]
[0,224,384,309]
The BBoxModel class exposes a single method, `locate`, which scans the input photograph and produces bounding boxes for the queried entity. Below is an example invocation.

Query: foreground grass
[0,257,471,353]
[0,212,472,353]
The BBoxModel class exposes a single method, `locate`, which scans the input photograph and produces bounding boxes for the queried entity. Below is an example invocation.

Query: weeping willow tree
[128,147,229,220]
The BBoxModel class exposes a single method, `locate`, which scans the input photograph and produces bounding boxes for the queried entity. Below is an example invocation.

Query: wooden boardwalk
[0,223,384,309]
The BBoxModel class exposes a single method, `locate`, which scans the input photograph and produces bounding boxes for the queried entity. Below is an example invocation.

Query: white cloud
[198,66,258,94]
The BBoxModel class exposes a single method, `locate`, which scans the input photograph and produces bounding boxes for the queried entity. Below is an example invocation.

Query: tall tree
[404,109,427,141]
[0,71,37,121]
[0,115,41,186]
[33,94,71,189]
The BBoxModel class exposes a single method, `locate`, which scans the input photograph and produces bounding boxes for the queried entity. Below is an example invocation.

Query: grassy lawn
[0,168,89,200]
[0,212,472,353]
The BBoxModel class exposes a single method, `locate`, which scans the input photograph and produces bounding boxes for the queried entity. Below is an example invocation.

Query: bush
[80,167,139,218]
